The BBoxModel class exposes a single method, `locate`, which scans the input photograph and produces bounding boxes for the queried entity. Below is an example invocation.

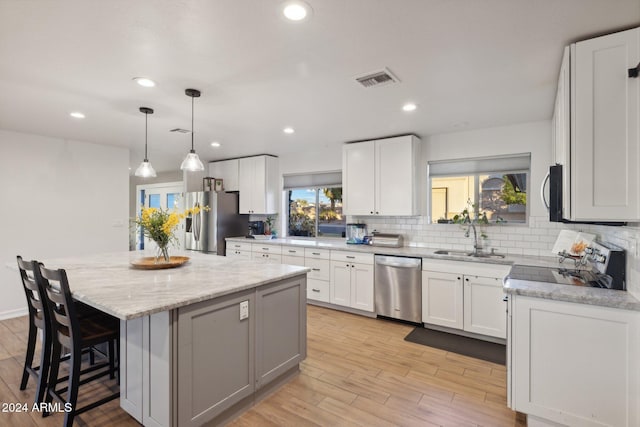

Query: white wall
[0,129,129,319]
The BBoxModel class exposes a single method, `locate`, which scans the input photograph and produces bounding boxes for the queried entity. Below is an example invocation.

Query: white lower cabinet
[421,271,463,329]
[422,259,510,339]
[305,249,330,303]
[509,295,640,426]
[252,244,282,264]
[463,275,506,338]
[330,251,374,312]
[226,242,252,258]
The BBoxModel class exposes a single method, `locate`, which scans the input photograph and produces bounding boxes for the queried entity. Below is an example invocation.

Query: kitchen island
[37,251,309,427]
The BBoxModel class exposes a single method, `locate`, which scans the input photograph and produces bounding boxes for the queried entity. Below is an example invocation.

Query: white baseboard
[0,308,28,321]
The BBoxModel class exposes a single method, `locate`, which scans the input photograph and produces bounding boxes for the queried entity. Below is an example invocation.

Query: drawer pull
[312,252,321,255]
[346,256,356,259]
[311,268,320,271]
[262,247,269,251]
[288,250,296,253]
[234,244,241,248]
[312,288,320,292]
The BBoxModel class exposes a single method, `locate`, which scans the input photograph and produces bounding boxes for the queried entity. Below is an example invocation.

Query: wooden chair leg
[20,323,37,390]
[63,350,81,427]
[34,332,51,404]
[108,339,115,380]
[43,340,62,418]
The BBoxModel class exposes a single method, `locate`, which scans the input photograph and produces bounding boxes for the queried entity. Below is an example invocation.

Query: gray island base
[38,251,309,427]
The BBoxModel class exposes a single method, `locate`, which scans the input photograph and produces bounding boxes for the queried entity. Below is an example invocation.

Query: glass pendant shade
[135,159,157,177]
[181,88,204,172]
[135,106,156,177]
[180,150,204,171]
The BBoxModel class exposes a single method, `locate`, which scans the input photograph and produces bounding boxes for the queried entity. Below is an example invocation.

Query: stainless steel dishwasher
[374,255,422,323]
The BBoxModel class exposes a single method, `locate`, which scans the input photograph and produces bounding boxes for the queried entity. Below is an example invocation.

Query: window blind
[283,171,342,190]
[428,153,531,176]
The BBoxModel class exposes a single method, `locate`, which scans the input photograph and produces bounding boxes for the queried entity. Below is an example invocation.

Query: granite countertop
[16,251,309,320]
[229,236,640,311]
[227,236,562,268]
[504,278,640,311]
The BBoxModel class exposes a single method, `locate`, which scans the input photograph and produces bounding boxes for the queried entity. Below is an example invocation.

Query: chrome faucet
[464,222,481,255]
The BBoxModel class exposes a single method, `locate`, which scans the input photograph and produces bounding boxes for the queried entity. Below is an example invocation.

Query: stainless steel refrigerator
[184,191,248,255]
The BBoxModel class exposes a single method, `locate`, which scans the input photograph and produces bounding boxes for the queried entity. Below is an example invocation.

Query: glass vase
[155,244,170,263]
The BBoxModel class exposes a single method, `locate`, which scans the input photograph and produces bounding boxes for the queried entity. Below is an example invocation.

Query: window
[284,172,345,237]
[429,154,530,224]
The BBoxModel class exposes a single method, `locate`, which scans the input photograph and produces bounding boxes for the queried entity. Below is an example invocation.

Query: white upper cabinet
[343,135,420,216]
[238,156,279,215]
[209,159,239,192]
[556,27,640,221]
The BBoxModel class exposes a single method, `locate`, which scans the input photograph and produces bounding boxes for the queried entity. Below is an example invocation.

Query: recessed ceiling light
[282,1,311,21]
[283,127,295,134]
[402,103,417,112]
[70,112,85,119]
[133,77,156,88]
[210,142,221,148]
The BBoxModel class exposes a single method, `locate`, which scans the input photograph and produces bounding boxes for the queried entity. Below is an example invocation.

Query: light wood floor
[0,305,525,426]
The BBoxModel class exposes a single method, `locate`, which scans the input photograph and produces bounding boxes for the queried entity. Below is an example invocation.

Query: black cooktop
[508,265,614,289]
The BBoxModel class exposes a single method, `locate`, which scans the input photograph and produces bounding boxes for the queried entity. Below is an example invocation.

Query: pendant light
[180,88,205,172]
[134,107,157,177]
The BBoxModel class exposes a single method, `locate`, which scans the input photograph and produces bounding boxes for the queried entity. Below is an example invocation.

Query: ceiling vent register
[355,68,399,88]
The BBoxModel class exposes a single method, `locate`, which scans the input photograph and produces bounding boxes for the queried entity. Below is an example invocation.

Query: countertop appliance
[370,232,404,248]
[375,255,422,323]
[506,241,626,290]
[248,220,265,237]
[185,191,248,256]
[346,223,367,244]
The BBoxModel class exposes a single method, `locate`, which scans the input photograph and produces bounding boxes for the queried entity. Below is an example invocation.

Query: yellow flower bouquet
[134,206,206,262]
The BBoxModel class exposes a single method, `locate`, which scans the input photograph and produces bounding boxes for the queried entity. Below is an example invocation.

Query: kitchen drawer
[227,241,252,252]
[282,255,305,267]
[252,244,282,255]
[307,278,329,303]
[330,250,374,265]
[282,246,305,258]
[305,258,330,281]
[252,252,282,263]
[226,249,251,259]
[304,248,331,260]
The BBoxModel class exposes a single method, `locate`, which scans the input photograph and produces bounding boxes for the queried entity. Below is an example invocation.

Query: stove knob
[596,254,606,263]
[584,247,594,254]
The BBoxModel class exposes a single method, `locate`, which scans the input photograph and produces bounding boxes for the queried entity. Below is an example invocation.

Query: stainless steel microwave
[547,164,625,225]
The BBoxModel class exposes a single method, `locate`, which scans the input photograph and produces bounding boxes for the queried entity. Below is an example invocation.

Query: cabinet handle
[312,288,320,292]
[234,244,241,248]
[375,211,379,214]
[346,256,356,259]
[262,247,269,250]
[370,211,374,214]
[312,252,320,255]
[503,296,509,302]
[457,277,461,280]
[629,62,640,78]
[465,278,469,282]
[288,250,296,253]
[311,268,320,271]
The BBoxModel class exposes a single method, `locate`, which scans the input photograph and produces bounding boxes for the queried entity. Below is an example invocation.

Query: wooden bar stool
[38,264,120,427]
[16,256,53,405]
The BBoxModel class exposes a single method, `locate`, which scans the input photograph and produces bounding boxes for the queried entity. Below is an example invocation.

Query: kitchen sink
[433,249,506,259]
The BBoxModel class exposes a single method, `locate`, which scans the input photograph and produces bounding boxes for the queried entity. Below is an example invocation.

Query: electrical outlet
[239,300,249,320]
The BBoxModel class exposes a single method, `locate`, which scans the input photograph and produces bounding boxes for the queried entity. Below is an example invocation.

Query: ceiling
[0,0,638,173]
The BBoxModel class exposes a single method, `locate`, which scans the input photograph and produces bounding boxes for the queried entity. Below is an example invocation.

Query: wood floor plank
[316,372,390,404]
[385,395,478,427]
[352,395,440,427]
[316,396,398,427]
